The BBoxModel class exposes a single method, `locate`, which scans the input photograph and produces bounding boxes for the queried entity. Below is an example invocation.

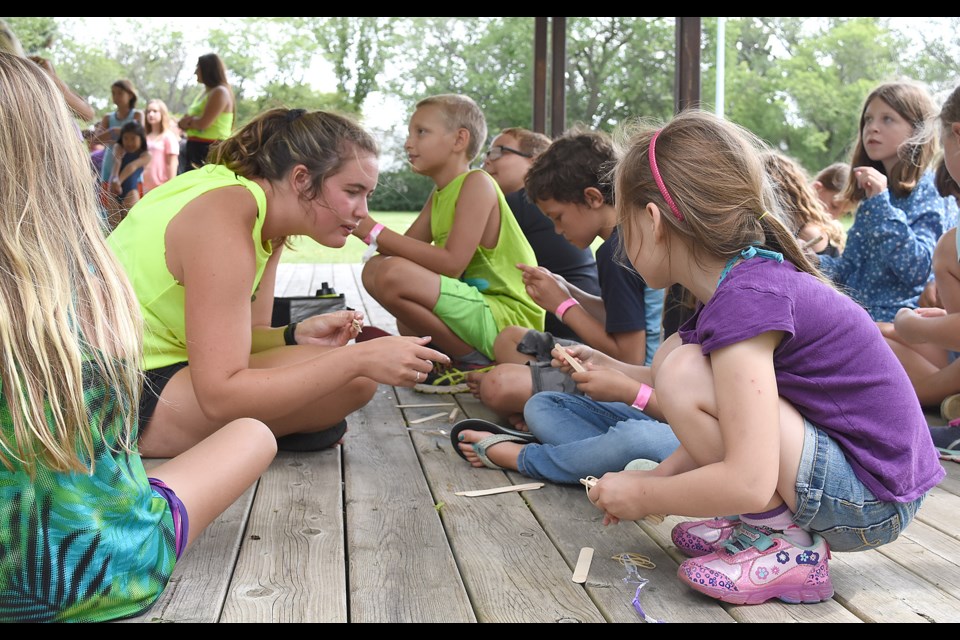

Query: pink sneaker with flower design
[671,517,740,557]
[677,525,833,605]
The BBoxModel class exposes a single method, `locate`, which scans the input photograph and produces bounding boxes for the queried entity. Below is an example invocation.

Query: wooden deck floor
[128,262,960,623]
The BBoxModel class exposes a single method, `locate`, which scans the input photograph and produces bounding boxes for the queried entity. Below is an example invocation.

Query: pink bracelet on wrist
[554,297,580,321]
[363,223,385,246]
[631,383,653,411]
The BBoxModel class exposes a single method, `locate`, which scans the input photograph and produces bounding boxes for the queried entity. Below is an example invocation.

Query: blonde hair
[0,52,143,474]
[144,98,173,136]
[499,127,552,158]
[762,151,847,253]
[0,19,25,57]
[615,109,828,285]
[841,81,939,203]
[415,93,487,164]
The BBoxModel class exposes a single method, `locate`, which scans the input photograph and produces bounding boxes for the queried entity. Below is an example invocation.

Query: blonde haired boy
[355,93,544,393]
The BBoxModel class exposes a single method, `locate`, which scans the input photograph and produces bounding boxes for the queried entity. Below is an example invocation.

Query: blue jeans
[519,392,680,484]
[793,419,927,552]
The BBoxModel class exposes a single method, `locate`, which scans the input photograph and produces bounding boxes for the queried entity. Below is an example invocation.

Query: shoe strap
[722,523,775,553]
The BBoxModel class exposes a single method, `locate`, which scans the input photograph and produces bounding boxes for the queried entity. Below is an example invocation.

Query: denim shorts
[792,419,927,553]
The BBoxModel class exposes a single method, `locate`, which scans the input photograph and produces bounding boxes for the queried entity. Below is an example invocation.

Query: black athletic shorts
[138,362,188,433]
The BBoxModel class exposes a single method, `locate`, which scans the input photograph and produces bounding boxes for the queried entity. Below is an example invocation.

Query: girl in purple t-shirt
[585,109,944,607]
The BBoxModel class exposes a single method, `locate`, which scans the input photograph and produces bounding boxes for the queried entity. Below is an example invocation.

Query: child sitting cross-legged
[354,94,544,393]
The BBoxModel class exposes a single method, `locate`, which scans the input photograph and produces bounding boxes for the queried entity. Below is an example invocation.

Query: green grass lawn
[281,211,605,264]
[281,212,417,263]
[282,211,845,265]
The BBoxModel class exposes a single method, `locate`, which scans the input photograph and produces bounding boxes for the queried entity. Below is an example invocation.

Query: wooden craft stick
[448,406,460,422]
[554,343,586,373]
[801,234,824,250]
[351,318,363,333]
[407,412,448,424]
[454,482,544,497]
[572,547,594,584]
[395,403,456,408]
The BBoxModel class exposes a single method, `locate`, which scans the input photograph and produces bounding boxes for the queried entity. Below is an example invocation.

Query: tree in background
[5,16,959,208]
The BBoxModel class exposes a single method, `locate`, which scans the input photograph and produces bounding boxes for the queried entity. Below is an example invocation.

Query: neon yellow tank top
[185,88,234,140]
[107,164,272,370]
[430,170,545,332]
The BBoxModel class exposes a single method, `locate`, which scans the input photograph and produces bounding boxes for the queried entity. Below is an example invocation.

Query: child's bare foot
[456,429,525,470]
[465,370,487,398]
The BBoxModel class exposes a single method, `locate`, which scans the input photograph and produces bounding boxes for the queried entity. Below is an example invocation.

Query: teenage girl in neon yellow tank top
[107,107,450,459]
[178,53,235,172]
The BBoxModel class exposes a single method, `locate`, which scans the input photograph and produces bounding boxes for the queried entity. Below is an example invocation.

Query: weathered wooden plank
[516,476,736,623]
[399,385,607,623]
[121,462,255,623]
[829,540,960,622]
[876,520,960,604]
[344,383,474,622]
[277,262,318,298]
[220,449,347,623]
[914,486,960,542]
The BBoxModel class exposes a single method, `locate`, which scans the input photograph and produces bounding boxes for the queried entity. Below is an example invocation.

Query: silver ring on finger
[415,370,422,383]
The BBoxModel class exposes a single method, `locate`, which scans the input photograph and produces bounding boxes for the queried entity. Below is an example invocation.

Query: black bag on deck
[271,282,350,327]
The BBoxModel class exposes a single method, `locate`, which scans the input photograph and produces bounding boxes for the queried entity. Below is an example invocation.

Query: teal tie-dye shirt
[0,361,175,622]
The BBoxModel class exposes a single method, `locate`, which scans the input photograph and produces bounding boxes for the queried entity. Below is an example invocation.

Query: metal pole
[716,17,725,118]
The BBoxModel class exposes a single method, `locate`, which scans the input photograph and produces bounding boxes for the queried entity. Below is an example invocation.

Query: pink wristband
[631,383,653,411]
[363,223,385,246]
[554,297,580,321]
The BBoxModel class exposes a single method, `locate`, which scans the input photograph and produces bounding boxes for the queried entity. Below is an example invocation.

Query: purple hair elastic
[648,129,684,222]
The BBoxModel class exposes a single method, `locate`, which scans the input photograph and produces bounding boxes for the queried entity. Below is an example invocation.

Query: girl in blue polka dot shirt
[818,81,958,322]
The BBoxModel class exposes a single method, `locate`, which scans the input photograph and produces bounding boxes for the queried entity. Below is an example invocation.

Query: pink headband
[648,129,684,222]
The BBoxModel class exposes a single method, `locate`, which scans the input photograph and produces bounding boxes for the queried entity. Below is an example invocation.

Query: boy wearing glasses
[353,94,544,393]
[483,128,601,341]
[466,129,665,428]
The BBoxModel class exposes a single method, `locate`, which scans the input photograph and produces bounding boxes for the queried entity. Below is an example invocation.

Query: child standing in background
[586,109,942,606]
[107,121,151,229]
[0,51,276,623]
[95,79,143,190]
[143,98,180,193]
[817,80,957,322]
[355,94,544,393]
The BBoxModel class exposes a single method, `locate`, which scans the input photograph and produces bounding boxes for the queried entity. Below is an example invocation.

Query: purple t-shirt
[678,257,944,502]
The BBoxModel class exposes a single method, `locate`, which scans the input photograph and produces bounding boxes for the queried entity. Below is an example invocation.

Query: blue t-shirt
[596,227,663,365]
[679,257,944,502]
[818,171,958,321]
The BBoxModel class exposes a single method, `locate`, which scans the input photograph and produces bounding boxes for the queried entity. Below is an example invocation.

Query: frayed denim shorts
[792,419,927,553]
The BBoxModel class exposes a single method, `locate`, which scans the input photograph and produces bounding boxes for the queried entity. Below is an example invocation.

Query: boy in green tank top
[354,93,544,393]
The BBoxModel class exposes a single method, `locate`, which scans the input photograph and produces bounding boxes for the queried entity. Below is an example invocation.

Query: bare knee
[225,417,278,465]
[478,365,531,415]
[367,256,418,304]
[347,376,378,409]
[655,343,712,417]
